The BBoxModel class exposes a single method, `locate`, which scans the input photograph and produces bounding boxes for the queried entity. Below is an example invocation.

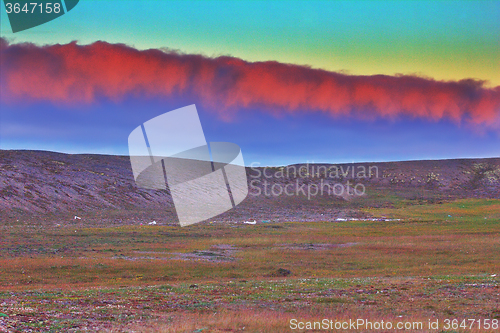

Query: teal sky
[2,0,499,85]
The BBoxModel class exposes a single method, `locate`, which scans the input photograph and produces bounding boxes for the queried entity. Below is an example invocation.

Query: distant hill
[1,150,499,225]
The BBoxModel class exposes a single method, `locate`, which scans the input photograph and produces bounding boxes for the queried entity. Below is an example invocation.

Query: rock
[276,268,291,277]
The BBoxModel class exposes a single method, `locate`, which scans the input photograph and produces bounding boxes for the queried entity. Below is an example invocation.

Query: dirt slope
[1,150,499,224]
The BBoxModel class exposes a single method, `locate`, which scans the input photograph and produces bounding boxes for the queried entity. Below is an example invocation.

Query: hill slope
[1,150,499,225]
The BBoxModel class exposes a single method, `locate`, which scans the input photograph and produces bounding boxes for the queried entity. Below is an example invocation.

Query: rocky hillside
[1,150,499,224]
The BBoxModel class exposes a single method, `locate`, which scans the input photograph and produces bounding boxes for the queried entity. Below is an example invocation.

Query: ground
[0,199,498,332]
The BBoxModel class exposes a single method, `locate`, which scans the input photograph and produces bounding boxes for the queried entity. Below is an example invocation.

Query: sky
[1,0,499,165]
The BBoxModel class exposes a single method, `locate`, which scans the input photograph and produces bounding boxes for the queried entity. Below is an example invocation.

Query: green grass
[366,198,500,221]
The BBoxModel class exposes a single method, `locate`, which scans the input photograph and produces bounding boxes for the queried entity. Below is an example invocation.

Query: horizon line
[1,148,499,168]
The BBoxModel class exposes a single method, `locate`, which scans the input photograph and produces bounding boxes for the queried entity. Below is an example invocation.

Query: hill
[1,150,499,225]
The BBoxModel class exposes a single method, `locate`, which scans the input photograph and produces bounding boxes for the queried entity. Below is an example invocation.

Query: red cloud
[1,38,499,126]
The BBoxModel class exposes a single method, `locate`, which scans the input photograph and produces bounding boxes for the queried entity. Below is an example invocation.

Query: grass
[0,276,498,331]
[0,198,498,331]
[367,198,500,221]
